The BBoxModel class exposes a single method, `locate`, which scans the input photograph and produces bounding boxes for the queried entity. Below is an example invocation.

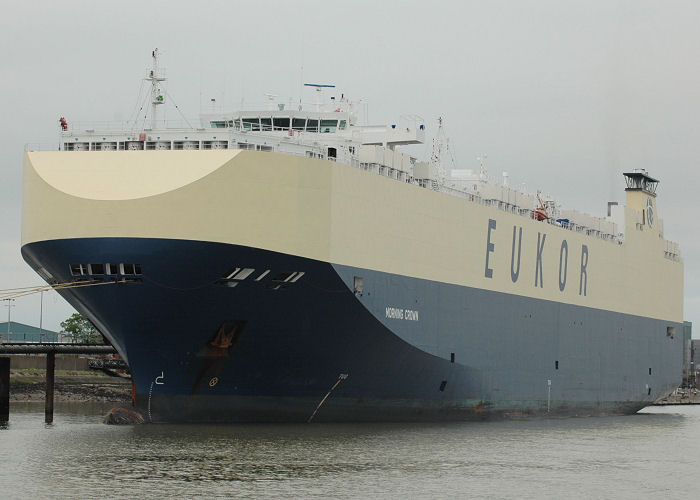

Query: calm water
[1,403,699,499]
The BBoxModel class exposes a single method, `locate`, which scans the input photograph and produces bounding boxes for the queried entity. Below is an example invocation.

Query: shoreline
[9,370,132,403]
[653,393,700,405]
[8,369,698,408]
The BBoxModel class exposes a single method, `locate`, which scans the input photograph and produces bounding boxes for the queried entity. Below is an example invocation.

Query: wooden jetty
[0,343,116,424]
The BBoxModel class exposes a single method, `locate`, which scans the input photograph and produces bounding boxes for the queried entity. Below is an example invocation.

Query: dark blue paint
[21,237,682,422]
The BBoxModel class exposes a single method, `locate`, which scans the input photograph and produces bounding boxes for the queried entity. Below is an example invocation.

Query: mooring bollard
[0,357,9,424]
[45,351,55,424]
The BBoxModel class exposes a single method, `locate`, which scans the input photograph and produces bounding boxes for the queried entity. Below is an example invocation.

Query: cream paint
[23,150,683,322]
[29,150,240,200]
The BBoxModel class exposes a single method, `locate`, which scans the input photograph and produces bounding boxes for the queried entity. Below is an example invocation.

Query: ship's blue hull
[21,238,683,422]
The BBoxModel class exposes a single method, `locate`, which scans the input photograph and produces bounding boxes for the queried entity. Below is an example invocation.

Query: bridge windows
[306,119,319,133]
[233,116,340,134]
[241,118,260,131]
[292,118,306,131]
[273,117,290,130]
[320,120,338,133]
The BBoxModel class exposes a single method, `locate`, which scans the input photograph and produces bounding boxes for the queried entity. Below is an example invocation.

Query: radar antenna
[304,83,335,112]
[264,93,279,111]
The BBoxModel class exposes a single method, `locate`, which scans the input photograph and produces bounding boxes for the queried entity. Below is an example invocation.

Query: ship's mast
[431,117,447,188]
[147,48,166,129]
[477,153,488,180]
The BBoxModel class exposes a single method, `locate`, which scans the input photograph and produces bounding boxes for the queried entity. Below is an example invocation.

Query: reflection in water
[1,405,699,498]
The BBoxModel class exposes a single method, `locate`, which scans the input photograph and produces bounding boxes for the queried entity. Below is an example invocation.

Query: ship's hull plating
[21,237,682,422]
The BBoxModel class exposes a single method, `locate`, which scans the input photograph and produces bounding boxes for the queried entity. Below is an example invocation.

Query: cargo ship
[21,50,684,422]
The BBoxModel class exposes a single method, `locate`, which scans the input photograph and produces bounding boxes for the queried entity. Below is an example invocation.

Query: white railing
[60,119,198,133]
[25,143,63,152]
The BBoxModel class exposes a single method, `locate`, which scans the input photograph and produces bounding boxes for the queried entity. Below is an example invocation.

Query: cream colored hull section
[22,150,683,322]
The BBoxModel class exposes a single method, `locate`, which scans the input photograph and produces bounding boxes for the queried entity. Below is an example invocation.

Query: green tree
[60,313,104,344]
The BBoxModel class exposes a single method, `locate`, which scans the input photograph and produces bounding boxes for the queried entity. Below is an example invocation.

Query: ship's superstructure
[20,51,684,422]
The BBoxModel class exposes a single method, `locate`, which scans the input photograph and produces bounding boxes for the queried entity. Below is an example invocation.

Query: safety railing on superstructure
[60,119,196,132]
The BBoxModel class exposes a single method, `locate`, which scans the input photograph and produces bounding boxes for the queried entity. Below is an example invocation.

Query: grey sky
[1,0,699,335]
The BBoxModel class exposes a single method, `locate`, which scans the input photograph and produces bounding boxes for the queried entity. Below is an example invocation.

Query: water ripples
[1,404,698,498]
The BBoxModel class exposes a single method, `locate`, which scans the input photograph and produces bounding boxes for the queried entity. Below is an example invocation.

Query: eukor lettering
[482,220,591,296]
[559,240,568,292]
[535,232,546,288]
[579,245,589,296]
[385,307,419,321]
[484,219,496,278]
[511,225,522,283]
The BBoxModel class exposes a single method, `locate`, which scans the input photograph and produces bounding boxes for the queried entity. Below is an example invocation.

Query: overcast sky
[1,0,699,335]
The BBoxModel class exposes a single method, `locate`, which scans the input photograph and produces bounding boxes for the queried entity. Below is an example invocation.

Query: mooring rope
[307,373,348,423]
[0,279,137,301]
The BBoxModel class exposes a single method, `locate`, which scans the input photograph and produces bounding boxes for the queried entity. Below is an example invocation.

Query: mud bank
[9,371,132,403]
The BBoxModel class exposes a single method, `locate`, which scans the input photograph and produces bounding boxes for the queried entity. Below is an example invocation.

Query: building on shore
[688,338,699,389]
[0,321,60,342]
[681,321,698,388]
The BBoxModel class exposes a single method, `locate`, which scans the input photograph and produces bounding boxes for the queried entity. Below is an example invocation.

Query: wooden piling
[0,357,9,424]
[45,351,55,424]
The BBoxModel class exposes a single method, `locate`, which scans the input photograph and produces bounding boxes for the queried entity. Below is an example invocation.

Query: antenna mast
[477,153,488,180]
[431,117,447,188]
[147,48,166,129]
